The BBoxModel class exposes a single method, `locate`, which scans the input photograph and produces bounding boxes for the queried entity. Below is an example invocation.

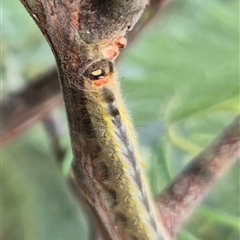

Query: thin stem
[0,68,61,146]
[42,112,66,162]
[156,116,240,239]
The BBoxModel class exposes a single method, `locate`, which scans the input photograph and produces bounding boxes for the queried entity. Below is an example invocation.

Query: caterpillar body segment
[82,59,168,240]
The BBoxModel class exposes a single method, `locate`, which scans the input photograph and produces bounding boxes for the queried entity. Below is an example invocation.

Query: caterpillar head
[83,59,114,87]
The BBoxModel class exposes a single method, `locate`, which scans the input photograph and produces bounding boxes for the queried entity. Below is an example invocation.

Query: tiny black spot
[108,61,114,73]
[103,88,115,103]
[110,108,120,117]
[108,189,117,204]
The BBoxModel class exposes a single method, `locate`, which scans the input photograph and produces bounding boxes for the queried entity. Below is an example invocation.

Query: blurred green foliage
[2,0,239,240]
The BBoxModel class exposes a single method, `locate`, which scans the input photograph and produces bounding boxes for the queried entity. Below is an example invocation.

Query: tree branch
[18,1,166,239]
[1,68,61,146]
[1,0,168,146]
[156,116,240,239]
[4,1,238,239]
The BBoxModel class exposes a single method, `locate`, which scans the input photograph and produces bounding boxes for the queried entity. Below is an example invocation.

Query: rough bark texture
[3,0,239,239]
[157,116,240,239]
[19,1,151,239]
[1,0,170,147]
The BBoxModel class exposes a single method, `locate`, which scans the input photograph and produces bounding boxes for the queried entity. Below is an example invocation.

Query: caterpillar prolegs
[81,59,169,240]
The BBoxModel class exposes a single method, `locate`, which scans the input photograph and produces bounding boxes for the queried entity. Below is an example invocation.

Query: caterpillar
[81,59,169,240]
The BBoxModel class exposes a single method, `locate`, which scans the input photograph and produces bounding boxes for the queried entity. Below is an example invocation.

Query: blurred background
[1,0,239,240]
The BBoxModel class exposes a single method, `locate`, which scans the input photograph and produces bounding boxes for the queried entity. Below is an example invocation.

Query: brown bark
[156,116,240,239]
[1,68,61,145]
[3,1,239,239]
[18,1,151,239]
[1,0,169,147]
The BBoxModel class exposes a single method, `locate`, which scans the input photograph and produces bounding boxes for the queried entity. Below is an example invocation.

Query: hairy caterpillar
[81,59,169,240]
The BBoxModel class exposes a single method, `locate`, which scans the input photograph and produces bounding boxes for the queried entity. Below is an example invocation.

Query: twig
[42,112,66,162]
[4,1,239,239]
[0,0,168,147]
[1,68,61,146]
[69,180,105,240]
[156,116,240,239]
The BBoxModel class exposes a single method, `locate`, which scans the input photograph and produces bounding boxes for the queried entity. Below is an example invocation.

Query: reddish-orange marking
[93,77,109,86]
